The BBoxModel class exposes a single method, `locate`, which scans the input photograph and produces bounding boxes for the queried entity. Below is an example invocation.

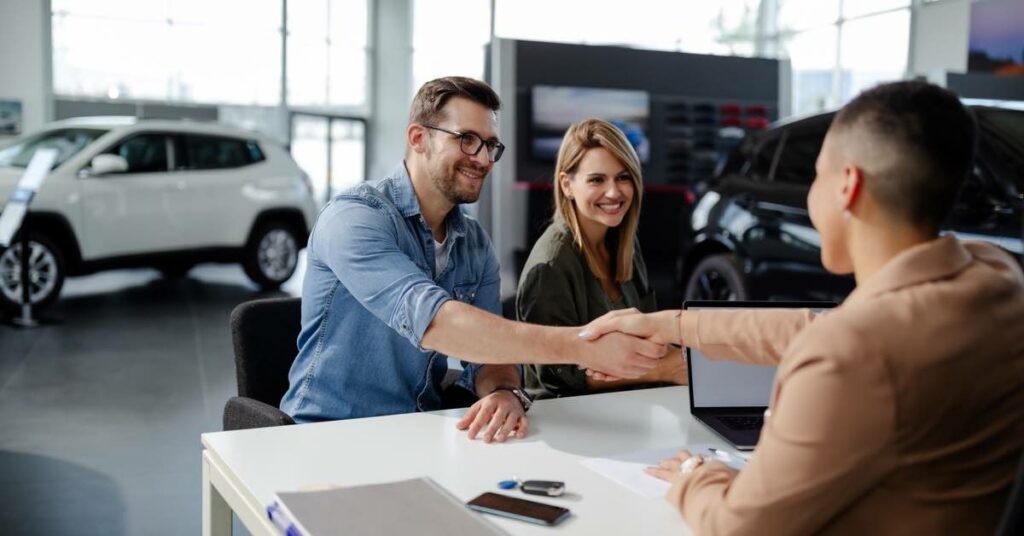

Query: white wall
[0,0,51,143]
[909,0,971,78]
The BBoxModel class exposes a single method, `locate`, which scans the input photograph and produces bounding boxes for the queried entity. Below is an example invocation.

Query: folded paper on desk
[269,477,507,536]
[581,444,749,498]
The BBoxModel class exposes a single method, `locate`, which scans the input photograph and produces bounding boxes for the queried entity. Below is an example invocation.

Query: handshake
[572,308,684,382]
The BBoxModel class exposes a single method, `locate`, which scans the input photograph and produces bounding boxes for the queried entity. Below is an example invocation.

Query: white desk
[201,386,734,535]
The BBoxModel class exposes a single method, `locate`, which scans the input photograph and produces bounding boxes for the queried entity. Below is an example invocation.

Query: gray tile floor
[0,261,304,535]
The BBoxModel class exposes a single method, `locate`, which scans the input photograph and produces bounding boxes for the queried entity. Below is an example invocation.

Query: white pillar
[0,0,52,142]
[907,0,971,79]
[367,0,414,181]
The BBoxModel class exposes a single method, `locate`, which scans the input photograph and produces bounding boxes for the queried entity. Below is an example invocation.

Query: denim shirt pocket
[452,281,480,305]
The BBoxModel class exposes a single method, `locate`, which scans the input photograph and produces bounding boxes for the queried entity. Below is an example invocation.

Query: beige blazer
[676,236,1024,535]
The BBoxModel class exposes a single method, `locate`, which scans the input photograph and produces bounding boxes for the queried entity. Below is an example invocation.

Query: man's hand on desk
[456,390,528,443]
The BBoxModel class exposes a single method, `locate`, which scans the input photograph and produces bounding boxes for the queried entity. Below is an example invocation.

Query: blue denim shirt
[280,163,505,422]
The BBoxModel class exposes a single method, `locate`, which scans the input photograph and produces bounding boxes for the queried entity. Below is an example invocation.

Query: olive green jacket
[516,221,657,398]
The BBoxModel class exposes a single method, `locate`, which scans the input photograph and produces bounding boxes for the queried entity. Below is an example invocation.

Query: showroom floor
[0,261,304,535]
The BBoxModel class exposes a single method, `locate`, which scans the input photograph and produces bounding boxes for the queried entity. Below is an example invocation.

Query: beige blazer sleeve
[674,312,897,535]
[680,308,817,366]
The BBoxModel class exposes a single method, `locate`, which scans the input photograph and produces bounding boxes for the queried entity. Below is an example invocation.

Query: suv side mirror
[87,154,128,176]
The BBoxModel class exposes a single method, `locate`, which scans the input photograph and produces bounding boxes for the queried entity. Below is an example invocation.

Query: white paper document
[581,444,749,498]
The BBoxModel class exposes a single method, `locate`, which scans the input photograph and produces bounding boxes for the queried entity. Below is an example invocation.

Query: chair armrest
[223,396,296,431]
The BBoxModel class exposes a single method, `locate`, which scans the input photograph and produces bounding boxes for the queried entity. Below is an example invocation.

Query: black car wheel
[243,222,299,290]
[158,261,193,279]
[684,254,749,302]
[0,234,66,312]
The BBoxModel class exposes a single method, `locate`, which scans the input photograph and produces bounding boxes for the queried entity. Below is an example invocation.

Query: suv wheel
[158,261,193,279]
[0,235,66,312]
[684,254,749,302]
[243,222,299,289]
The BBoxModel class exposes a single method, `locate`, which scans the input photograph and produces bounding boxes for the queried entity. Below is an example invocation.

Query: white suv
[0,117,318,311]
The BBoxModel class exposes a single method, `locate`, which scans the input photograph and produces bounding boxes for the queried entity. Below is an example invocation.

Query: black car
[679,106,1024,303]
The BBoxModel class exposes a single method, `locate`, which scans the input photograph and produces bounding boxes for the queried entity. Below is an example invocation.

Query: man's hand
[576,328,667,379]
[587,345,687,383]
[579,309,682,346]
[571,309,675,379]
[456,390,528,443]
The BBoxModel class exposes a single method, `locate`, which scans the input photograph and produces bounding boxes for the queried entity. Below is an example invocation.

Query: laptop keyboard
[719,415,763,431]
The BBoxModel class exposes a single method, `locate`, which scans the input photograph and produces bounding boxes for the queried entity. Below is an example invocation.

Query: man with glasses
[281,77,666,442]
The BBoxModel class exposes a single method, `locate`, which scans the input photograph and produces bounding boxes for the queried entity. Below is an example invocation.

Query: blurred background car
[679,105,1024,303]
[0,117,318,311]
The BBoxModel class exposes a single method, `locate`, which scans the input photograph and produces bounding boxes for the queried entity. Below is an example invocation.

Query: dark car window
[974,108,1024,200]
[108,134,168,173]
[180,134,264,170]
[773,132,826,185]
[748,134,782,181]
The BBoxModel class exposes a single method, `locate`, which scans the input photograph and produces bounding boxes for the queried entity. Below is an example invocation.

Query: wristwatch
[491,386,533,412]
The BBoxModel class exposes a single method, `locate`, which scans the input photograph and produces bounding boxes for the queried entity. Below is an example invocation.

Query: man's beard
[430,161,486,205]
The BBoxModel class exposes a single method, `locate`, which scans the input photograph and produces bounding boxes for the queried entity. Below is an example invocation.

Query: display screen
[531,85,650,163]
[689,344,776,408]
[687,304,834,408]
[968,0,1024,76]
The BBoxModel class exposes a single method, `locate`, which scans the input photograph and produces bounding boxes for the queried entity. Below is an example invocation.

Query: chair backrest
[229,297,302,406]
[996,450,1024,536]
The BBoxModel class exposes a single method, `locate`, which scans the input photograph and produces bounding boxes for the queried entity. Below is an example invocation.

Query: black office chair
[222,297,301,430]
[996,450,1024,536]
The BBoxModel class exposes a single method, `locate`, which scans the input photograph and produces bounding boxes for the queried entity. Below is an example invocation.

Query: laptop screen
[688,338,776,409]
[685,302,835,410]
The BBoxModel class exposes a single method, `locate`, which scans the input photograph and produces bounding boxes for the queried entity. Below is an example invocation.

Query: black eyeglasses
[423,125,505,163]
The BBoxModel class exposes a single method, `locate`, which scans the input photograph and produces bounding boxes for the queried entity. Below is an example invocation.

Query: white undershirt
[434,236,449,276]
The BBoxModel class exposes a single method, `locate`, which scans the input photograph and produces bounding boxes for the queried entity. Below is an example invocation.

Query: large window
[838,9,911,104]
[412,0,491,91]
[51,0,369,109]
[52,0,282,105]
[286,0,369,108]
[774,0,911,116]
[493,0,760,56]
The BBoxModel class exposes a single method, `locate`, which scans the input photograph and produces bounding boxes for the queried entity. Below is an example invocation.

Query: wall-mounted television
[531,85,650,163]
[968,0,1024,77]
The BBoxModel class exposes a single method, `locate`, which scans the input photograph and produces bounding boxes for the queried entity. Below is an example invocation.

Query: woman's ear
[559,172,573,200]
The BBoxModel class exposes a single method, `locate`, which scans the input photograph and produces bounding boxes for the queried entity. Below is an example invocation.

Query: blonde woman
[516,118,686,398]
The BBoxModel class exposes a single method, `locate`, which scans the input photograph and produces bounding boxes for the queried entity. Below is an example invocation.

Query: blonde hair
[553,118,643,283]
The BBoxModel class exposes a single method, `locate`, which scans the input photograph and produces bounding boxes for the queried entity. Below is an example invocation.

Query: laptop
[685,300,836,450]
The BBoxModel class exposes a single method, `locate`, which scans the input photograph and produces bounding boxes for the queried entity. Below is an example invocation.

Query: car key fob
[520,480,565,497]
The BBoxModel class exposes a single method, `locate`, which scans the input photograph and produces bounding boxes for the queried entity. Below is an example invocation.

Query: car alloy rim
[257,229,297,282]
[693,269,737,301]
[0,241,58,305]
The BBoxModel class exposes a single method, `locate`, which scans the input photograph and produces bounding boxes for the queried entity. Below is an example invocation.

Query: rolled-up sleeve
[455,237,521,392]
[314,199,448,349]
